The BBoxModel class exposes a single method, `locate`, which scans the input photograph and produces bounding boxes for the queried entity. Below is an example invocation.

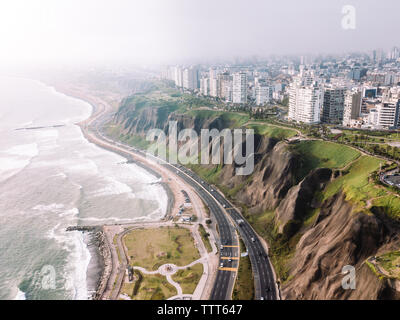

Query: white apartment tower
[200,78,209,96]
[232,72,248,104]
[255,81,271,106]
[174,66,183,87]
[182,66,198,90]
[343,89,362,127]
[288,71,323,124]
[376,101,400,129]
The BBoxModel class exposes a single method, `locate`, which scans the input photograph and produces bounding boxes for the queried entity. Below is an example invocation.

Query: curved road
[83,95,278,300]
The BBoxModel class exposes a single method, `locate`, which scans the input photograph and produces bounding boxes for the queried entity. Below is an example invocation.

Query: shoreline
[56,84,175,300]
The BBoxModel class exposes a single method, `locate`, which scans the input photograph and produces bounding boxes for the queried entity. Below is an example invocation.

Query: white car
[220,262,224,268]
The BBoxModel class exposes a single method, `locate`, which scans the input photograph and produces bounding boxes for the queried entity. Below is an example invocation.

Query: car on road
[220,262,224,268]
[251,237,255,242]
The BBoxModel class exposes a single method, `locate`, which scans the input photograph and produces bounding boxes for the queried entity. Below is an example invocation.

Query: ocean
[0,76,168,300]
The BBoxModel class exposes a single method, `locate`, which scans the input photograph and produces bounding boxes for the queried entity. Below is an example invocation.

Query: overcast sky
[0,0,399,67]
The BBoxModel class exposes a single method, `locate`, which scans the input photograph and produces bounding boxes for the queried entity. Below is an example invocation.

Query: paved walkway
[132,257,207,299]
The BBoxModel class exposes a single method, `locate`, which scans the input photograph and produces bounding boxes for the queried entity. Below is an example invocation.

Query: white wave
[51,172,67,179]
[65,231,91,300]
[45,223,90,299]
[89,176,132,197]
[35,129,59,140]
[13,288,26,300]
[0,143,39,181]
[59,208,79,219]
[78,214,161,223]
[33,203,65,213]
[5,143,39,158]
[78,216,135,223]
[0,157,30,172]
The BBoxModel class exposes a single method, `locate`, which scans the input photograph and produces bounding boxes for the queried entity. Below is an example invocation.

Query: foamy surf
[13,288,26,300]
[0,77,168,300]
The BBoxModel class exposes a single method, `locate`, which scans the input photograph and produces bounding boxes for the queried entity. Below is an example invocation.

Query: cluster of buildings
[162,46,400,130]
[162,65,284,106]
[288,67,400,130]
[287,47,400,130]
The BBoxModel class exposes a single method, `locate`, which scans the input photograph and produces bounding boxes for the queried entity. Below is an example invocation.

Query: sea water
[0,76,167,300]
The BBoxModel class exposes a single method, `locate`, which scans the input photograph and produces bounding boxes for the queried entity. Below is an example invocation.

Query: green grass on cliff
[186,109,250,128]
[322,156,384,208]
[247,124,298,140]
[291,140,360,181]
[375,251,400,279]
[372,195,400,220]
[245,210,297,283]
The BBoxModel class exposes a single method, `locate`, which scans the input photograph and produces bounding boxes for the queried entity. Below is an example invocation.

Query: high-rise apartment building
[288,71,323,124]
[322,86,346,124]
[376,100,400,129]
[217,72,232,100]
[343,89,362,127]
[255,80,272,106]
[200,78,209,96]
[182,66,198,90]
[232,72,248,104]
[173,66,183,87]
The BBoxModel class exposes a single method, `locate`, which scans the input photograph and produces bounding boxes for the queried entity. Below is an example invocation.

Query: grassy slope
[247,123,298,140]
[375,251,400,279]
[291,140,361,181]
[322,156,385,209]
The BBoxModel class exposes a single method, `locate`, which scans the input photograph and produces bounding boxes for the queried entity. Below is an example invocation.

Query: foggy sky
[0,0,399,67]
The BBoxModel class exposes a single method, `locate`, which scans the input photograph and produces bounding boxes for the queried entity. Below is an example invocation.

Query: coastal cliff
[108,90,400,300]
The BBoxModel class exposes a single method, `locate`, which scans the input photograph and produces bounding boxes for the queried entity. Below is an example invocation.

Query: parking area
[384,174,400,188]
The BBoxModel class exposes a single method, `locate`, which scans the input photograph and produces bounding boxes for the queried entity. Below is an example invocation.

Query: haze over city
[1,0,400,67]
[2,0,400,308]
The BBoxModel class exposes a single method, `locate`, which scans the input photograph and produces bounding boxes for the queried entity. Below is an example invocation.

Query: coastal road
[171,165,278,300]
[83,95,277,300]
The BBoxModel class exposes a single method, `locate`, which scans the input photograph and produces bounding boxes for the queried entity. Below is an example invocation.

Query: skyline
[0,0,400,67]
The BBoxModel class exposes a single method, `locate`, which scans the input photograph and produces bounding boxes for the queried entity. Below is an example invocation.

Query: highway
[86,104,278,300]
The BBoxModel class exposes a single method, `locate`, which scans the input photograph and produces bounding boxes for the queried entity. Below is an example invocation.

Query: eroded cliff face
[111,102,400,300]
[282,193,400,300]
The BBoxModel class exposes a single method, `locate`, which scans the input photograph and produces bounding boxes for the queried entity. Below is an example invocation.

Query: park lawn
[322,155,385,208]
[247,124,298,140]
[171,263,203,294]
[123,227,201,271]
[198,224,213,253]
[232,255,254,300]
[131,274,177,300]
[291,140,360,181]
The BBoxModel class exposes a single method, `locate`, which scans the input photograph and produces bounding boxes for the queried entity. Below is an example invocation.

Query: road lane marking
[222,245,239,248]
[221,257,239,260]
[219,267,238,272]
